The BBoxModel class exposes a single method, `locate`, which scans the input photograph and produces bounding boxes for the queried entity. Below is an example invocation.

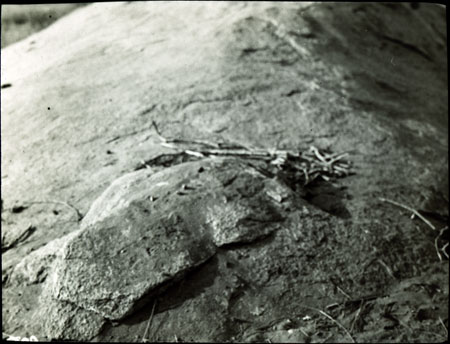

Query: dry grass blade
[380,198,449,261]
[327,153,349,165]
[377,259,397,279]
[435,234,443,262]
[152,120,219,148]
[439,316,448,337]
[333,165,349,173]
[198,148,272,158]
[434,226,449,261]
[160,142,178,149]
[147,123,353,186]
[350,301,364,333]
[151,121,166,142]
[441,243,449,259]
[142,299,157,343]
[336,285,352,300]
[301,306,356,343]
[309,146,327,163]
[379,198,436,230]
[19,200,84,222]
[185,150,205,158]
[317,309,356,343]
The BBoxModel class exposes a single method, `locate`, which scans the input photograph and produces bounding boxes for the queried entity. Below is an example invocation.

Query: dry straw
[145,120,354,186]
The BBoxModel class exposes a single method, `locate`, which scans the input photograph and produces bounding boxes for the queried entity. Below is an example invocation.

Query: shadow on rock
[95,254,220,341]
[303,181,351,219]
[123,254,219,327]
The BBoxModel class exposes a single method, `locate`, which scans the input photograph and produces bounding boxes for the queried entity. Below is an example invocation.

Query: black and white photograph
[1,2,448,342]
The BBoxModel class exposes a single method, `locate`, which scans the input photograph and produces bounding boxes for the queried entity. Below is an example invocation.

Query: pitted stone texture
[38,279,106,341]
[9,230,81,286]
[80,168,155,229]
[206,170,287,246]
[50,158,292,320]
[52,203,216,321]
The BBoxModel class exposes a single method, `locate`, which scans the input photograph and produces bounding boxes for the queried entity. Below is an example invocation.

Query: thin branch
[435,235,443,262]
[439,316,448,337]
[336,285,352,300]
[377,259,397,279]
[160,142,178,150]
[317,309,356,343]
[301,306,356,343]
[144,126,353,186]
[350,301,364,333]
[441,242,449,259]
[142,299,157,342]
[167,138,219,149]
[185,150,205,158]
[434,226,448,262]
[151,121,166,142]
[151,120,219,148]
[24,200,84,222]
[309,146,327,163]
[379,198,436,230]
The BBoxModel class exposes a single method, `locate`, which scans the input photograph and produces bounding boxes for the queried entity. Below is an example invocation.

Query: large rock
[44,158,292,325]
[38,286,106,342]
[9,229,80,286]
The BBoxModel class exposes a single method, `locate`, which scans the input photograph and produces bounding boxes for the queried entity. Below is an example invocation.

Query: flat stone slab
[49,158,291,321]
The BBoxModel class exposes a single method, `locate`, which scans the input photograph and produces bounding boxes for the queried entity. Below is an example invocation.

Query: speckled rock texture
[48,159,291,322]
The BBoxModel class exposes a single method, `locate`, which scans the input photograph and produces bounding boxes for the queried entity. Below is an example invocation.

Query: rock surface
[1,2,447,342]
[49,158,289,322]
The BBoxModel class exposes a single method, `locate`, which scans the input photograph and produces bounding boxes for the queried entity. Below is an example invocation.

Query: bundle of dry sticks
[139,121,353,186]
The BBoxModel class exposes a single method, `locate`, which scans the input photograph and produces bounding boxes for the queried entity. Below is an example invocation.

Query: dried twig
[147,122,353,186]
[318,309,356,343]
[18,200,84,222]
[241,316,292,340]
[302,306,356,343]
[441,243,449,259]
[151,121,165,142]
[435,234,443,262]
[310,146,327,163]
[377,259,397,279]
[434,226,448,262]
[439,316,448,337]
[336,285,352,300]
[350,301,364,333]
[142,299,157,343]
[320,333,333,343]
[379,198,435,230]
[152,121,219,148]
[185,150,205,158]
[243,303,359,343]
[380,198,449,261]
